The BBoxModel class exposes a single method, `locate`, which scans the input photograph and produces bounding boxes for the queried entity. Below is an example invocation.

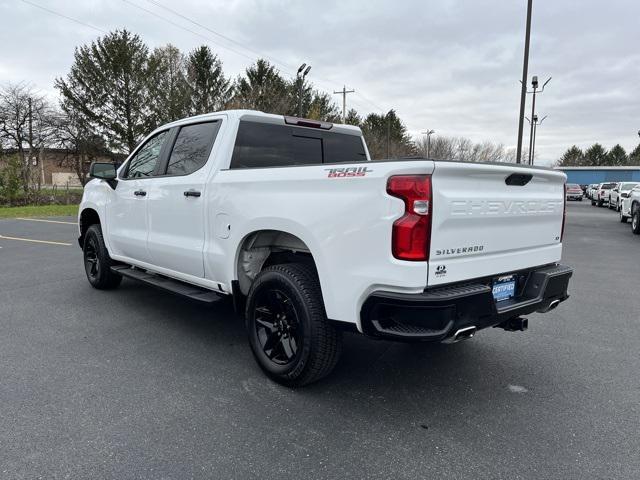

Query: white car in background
[592,182,617,207]
[620,184,640,223]
[610,182,639,211]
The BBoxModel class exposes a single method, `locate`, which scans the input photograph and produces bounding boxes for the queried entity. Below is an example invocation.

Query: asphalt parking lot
[1,201,639,479]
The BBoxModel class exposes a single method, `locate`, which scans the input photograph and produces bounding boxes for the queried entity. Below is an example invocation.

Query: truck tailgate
[428,162,565,286]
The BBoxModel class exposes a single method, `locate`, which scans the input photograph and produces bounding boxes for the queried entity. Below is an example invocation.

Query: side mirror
[89,162,118,189]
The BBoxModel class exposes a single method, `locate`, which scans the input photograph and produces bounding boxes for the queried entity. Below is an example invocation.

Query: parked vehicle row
[588,180,640,236]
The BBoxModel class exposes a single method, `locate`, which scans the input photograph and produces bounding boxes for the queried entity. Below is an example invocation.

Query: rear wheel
[591,200,596,206]
[632,209,640,234]
[83,224,122,289]
[245,263,342,387]
[598,199,604,207]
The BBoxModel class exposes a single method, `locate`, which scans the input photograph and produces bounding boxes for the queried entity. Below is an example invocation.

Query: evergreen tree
[360,110,414,159]
[584,143,607,166]
[556,145,584,166]
[232,59,291,114]
[186,46,231,114]
[629,144,640,164]
[306,92,340,122]
[606,144,627,166]
[55,29,150,153]
[344,108,362,127]
[146,44,191,130]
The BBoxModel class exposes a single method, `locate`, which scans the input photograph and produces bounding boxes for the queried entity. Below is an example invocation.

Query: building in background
[555,166,640,185]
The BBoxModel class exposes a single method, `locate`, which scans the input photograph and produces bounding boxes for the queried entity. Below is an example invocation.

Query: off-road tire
[245,263,342,387]
[83,224,122,289]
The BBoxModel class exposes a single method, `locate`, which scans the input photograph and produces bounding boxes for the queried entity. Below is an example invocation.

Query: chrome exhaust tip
[443,326,477,344]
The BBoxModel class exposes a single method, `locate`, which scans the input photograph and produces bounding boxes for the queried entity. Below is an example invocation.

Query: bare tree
[0,82,54,191]
[414,134,522,164]
[50,110,110,186]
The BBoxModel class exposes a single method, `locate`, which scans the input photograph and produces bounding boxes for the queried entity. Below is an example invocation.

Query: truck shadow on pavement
[114,277,558,412]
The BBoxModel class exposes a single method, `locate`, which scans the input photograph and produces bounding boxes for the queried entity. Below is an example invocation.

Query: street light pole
[516,0,533,164]
[527,76,538,165]
[297,63,311,117]
[526,76,551,165]
[422,129,435,158]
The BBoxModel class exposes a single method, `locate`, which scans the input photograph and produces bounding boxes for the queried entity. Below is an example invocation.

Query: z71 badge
[325,166,372,178]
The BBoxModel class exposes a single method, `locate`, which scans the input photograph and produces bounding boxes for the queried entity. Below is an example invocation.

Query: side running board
[110,265,222,304]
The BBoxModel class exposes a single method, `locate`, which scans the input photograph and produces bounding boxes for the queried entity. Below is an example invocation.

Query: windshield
[621,183,638,190]
[601,183,616,189]
[567,184,581,189]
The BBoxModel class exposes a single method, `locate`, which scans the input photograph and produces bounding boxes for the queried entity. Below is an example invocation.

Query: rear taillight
[561,183,567,242]
[387,175,432,261]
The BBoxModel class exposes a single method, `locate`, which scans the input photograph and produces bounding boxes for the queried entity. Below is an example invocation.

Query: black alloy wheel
[82,224,122,289]
[253,288,301,366]
[84,235,100,281]
[245,263,342,387]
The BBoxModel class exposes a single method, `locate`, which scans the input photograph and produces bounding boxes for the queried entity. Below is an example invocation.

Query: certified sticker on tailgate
[492,275,516,302]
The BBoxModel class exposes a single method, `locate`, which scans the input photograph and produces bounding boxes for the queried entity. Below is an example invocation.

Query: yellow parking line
[0,234,72,246]
[15,217,77,225]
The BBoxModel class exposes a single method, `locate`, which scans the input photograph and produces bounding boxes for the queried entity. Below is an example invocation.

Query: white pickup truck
[79,110,572,386]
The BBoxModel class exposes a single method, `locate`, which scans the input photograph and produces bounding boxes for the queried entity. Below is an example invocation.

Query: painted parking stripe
[15,217,77,225]
[0,234,72,246]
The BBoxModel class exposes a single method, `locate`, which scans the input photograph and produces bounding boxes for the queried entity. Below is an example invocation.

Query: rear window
[165,121,220,176]
[230,121,367,169]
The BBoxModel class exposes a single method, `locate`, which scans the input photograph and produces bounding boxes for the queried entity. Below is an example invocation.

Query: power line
[121,0,257,63]
[22,0,387,116]
[19,0,107,34]
[141,0,387,113]
[145,0,295,71]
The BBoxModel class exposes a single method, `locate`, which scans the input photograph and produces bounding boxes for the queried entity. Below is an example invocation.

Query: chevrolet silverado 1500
[79,110,572,386]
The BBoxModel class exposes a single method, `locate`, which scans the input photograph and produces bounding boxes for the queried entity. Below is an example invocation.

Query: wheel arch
[78,207,101,247]
[234,229,320,297]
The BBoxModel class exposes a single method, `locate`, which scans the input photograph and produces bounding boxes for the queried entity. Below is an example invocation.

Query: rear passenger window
[230,121,366,169]
[166,121,220,176]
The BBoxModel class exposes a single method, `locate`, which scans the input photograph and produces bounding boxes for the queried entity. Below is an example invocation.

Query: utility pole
[516,0,533,164]
[333,86,355,123]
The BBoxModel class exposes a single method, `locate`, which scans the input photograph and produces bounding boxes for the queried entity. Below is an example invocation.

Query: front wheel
[245,263,342,387]
[632,209,640,234]
[83,224,122,289]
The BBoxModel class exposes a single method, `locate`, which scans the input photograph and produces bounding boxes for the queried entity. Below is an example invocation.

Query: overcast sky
[1,0,639,164]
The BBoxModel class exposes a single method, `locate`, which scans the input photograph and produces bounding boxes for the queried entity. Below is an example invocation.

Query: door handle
[134,190,147,197]
[184,190,201,198]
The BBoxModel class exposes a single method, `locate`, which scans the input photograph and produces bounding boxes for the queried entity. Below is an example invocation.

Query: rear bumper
[360,264,572,342]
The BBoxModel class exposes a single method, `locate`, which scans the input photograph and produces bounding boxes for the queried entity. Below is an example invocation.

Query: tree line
[2,28,544,197]
[556,143,640,167]
[0,29,417,193]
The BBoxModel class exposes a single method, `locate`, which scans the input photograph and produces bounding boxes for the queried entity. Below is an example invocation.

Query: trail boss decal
[325,166,373,178]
